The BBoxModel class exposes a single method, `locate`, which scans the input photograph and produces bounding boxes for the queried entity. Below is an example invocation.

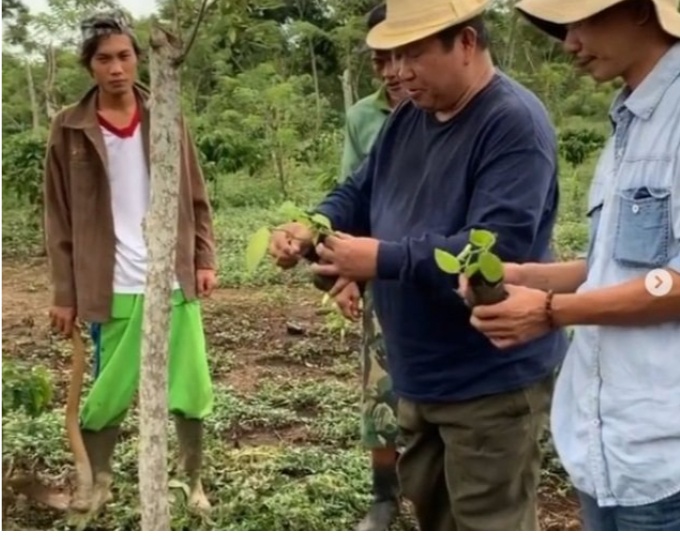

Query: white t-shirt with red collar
[97,105,179,294]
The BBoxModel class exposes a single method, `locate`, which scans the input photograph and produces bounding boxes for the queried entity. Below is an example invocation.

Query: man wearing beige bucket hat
[269,0,568,531]
[470,0,680,531]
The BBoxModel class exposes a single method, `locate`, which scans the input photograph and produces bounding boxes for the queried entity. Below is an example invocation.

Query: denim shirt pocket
[613,185,672,268]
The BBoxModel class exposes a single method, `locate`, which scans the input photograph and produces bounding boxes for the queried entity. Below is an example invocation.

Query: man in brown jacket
[43,11,217,515]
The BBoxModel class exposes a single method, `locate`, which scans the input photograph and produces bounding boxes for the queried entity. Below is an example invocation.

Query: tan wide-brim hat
[366,0,492,50]
[516,0,680,41]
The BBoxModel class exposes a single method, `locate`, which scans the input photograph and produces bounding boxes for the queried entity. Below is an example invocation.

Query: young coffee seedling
[434,229,508,307]
[245,201,337,292]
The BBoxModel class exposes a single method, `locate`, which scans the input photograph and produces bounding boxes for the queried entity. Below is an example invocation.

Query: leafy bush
[2,360,54,418]
[2,130,48,209]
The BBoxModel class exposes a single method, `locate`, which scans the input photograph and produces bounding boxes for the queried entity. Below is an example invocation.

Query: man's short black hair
[78,10,142,69]
[367,2,386,31]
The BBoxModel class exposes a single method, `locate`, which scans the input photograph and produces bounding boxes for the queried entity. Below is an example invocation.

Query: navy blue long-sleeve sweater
[316,72,568,403]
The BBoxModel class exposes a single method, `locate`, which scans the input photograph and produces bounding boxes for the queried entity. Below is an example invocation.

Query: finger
[338,301,353,320]
[272,232,298,257]
[310,262,340,276]
[469,315,514,334]
[329,231,352,241]
[269,242,287,259]
[343,300,359,322]
[323,233,347,249]
[470,304,504,320]
[350,298,361,320]
[329,277,351,297]
[457,274,469,293]
[316,242,335,261]
[63,318,74,337]
[490,337,518,349]
[289,238,306,256]
[503,284,523,294]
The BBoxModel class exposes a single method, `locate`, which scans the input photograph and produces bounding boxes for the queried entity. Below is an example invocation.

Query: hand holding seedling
[434,229,509,307]
[311,232,380,282]
[434,229,555,348]
[458,262,524,301]
[469,285,553,349]
[268,222,315,268]
[245,201,339,291]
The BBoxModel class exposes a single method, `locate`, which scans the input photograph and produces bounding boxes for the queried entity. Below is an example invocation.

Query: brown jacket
[43,82,216,323]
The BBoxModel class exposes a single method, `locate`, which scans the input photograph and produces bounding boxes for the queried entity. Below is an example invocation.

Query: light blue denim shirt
[551,42,680,508]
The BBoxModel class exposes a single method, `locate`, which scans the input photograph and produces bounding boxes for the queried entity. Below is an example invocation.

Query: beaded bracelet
[545,290,555,329]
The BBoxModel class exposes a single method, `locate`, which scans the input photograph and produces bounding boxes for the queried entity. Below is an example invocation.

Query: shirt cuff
[668,254,680,274]
[376,241,406,280]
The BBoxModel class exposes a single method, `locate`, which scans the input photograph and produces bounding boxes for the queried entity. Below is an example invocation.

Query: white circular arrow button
[645,268,673,297]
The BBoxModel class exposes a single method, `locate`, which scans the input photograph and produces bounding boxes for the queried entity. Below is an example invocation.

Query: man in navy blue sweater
[269,0,567,530]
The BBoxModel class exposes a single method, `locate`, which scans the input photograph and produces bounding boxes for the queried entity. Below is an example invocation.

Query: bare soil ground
[2,257,581,531]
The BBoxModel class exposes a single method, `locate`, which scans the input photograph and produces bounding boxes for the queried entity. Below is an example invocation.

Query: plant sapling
[245,201,338,291]
[433,229,509,307]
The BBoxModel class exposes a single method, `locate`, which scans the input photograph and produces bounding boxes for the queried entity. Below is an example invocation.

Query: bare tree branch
[175,0,212,67]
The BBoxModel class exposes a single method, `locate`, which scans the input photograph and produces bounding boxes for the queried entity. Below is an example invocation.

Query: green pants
[80,290,214,431]
[360,284,399,449]
[396,375,554,531]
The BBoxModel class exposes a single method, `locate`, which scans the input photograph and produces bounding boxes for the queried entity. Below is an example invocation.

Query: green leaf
[245,226,271,273]
[464,262,480,278]
[478,252,504,283]
[434,248,461,274]
[309,213,332,231]
[278,201,305,222]
[469,229,496,249]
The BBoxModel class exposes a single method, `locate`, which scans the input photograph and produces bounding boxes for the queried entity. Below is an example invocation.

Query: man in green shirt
[338,5,404,183]
[334,2,407,531]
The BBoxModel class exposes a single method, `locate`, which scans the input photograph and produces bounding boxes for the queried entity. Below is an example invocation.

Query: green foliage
[2,360,54,418]
[559,128,606,167]
[434,229,504,284]
[2,130,48,207]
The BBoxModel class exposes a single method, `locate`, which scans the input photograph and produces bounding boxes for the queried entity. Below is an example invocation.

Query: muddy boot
[70,426,119,514]
[82,426,119,512]
[356,463,400,531]
[174,416,211,513]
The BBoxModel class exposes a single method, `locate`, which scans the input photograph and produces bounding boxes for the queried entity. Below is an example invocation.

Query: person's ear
[632,0,653,26]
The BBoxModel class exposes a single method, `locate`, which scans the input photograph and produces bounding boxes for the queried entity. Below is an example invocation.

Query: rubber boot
[174,416,211,513]
[71,426,119,514]
[356,463,401,531]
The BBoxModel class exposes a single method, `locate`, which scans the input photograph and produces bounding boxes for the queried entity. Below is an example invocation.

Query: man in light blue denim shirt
[467,0,680,531]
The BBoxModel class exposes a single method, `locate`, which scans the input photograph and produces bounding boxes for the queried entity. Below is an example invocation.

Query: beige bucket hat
[366,0,492,50]
[515,0,680,41]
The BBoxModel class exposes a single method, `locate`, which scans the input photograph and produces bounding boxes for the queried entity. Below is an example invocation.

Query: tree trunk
[44,44,58,120]
[25,60,40,134]
[139,23,183,532]
[308,39,322,134]
[341,67,353,113]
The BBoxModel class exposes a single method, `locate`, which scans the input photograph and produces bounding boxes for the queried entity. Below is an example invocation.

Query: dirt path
[2,257,581,531]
